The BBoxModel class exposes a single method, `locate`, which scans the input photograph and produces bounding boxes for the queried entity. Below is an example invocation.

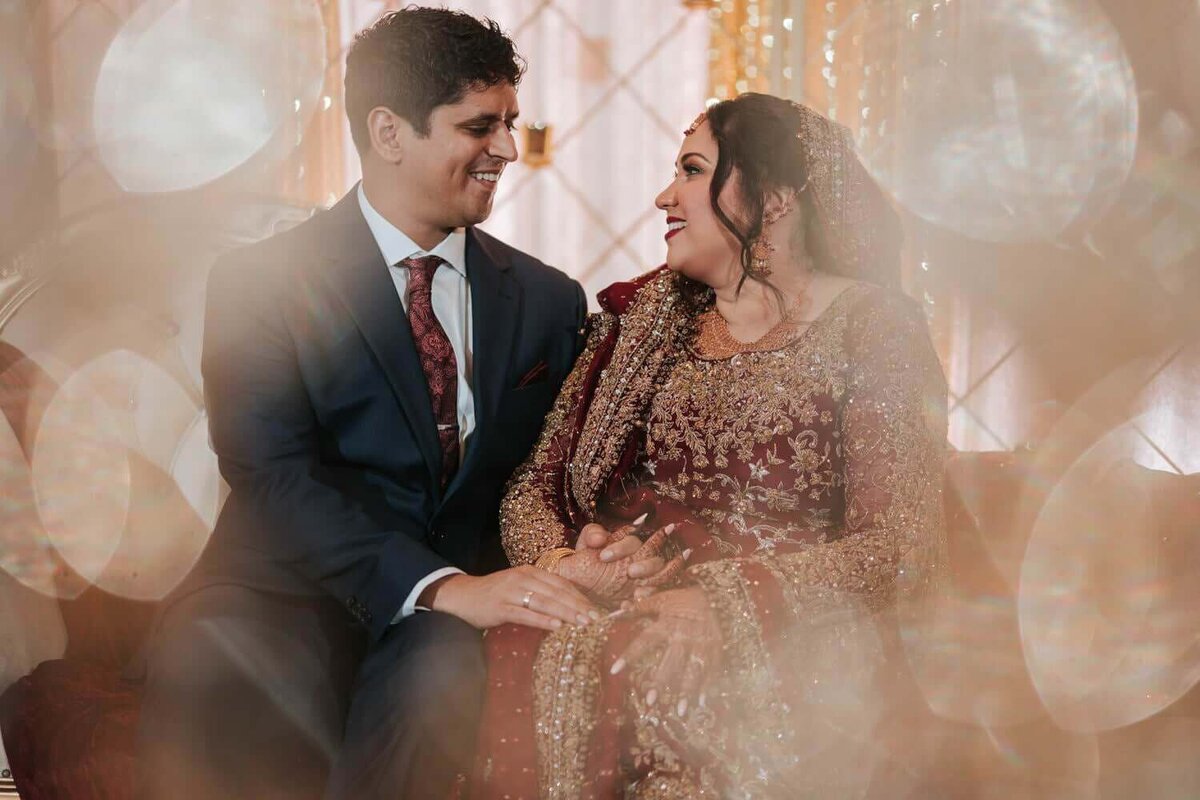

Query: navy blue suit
[135,190,585,799]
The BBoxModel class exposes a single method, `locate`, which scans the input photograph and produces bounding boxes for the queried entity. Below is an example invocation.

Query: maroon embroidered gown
[469,267,946,799]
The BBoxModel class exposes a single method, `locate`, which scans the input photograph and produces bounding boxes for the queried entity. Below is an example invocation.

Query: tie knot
[402,255,444,296]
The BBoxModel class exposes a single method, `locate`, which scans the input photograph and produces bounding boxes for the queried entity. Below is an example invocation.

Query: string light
[705,0,774,99]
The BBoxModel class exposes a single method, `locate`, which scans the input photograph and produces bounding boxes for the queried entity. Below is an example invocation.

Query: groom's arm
[203,255,453,643]
[204,255,596,638]
[415,277,601,625]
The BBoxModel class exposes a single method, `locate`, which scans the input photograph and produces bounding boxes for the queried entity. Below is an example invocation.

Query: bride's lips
[665,216,686,242]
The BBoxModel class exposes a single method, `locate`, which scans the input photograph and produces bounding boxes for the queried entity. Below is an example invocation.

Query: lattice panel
[29,1,707,304]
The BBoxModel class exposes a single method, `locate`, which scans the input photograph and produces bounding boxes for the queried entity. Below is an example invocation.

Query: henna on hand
[609,587,723,713]
[559,520,679,600]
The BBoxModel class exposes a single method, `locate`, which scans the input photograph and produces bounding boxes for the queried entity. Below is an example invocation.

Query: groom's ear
[367,106,408,164]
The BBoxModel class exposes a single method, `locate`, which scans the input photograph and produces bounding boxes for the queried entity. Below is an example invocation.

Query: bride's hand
[557,518,685,600]
[611,587,722,716]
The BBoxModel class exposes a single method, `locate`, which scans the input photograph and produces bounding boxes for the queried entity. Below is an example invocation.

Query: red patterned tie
[403,255,459,487]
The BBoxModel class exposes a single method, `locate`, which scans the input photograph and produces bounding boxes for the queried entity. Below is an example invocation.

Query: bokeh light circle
[0,395,85,599]
[900,583,1046,728]
[31,349,215,601]
[31,352,134,595]
[93,0,327,192]
[839,0,1138,243]
[1020,424,1200,733]
[173,264,210,394]
[130,347,200,472]
[171,409,224,532]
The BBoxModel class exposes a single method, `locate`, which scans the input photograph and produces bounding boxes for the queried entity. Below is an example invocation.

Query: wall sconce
[521,122,553,169]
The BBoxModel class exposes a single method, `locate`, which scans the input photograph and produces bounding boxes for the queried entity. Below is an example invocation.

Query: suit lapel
[443,228,520,501]
[317,191,443,491]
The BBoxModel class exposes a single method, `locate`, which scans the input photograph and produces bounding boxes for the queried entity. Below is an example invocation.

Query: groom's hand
[421,568,600,632]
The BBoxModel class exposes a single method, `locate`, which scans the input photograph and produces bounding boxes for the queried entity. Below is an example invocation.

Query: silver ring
[521,590,535,609]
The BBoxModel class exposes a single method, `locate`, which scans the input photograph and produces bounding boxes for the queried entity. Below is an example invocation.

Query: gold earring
[747,204,789,278]
[748,235,775,278]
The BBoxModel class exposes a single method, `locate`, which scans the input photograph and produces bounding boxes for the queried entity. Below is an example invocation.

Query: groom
[135,8,635,799]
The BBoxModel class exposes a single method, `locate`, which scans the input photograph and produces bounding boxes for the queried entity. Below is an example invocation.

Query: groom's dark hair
[345,6,526,153]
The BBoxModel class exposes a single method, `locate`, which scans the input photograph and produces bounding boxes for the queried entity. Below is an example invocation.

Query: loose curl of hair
[677,93,831,317]
[345,6,526,153]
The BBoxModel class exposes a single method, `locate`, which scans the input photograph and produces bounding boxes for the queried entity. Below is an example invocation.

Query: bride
[468,93,948,799]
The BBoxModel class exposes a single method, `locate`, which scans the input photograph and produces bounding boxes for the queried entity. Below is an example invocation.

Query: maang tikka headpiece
[682,102,807,138]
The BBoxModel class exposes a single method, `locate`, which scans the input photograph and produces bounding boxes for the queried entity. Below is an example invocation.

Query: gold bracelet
[534,547,575,573]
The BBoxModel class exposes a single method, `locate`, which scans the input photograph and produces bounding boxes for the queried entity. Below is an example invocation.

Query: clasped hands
[427,515,722,708]
[557,514,689,603]
[422,513,681,631]
[560,517,724,713]
[557,517,725,714]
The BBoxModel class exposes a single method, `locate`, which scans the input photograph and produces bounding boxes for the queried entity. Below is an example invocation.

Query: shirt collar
[357,183,467,277]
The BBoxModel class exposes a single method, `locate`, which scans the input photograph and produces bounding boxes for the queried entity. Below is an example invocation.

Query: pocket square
[515,360,549,388]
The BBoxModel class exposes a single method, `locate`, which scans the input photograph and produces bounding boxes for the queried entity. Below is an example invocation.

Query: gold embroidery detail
[533,621,610,800]
[500,312,616,565]
[636,288,866,553]
[672,291,946,792]
[507,280,947,797]
[569,271,690,513]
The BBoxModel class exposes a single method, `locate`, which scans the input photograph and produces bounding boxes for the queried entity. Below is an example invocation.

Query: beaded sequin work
[498,277,947,798]
[483,97,942,799]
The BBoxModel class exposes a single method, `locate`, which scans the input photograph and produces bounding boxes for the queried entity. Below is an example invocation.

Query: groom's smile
[468,169,503,186]
[467,166,505,197]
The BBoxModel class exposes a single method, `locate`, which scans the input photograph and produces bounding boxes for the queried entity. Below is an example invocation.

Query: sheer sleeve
[688,291,947,645]
[499,311,617,565]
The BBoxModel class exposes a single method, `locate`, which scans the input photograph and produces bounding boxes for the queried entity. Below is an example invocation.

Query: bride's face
[654,121,746,289]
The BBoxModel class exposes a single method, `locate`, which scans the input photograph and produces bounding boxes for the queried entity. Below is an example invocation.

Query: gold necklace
[694,273,816,359]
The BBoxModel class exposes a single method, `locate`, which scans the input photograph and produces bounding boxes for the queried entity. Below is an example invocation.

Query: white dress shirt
[357,184,469,621]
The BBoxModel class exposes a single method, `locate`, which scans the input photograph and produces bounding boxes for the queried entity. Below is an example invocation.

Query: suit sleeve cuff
[392,566,466,623]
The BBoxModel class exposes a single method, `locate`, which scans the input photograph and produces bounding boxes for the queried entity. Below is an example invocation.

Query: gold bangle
[534,547,575,573]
